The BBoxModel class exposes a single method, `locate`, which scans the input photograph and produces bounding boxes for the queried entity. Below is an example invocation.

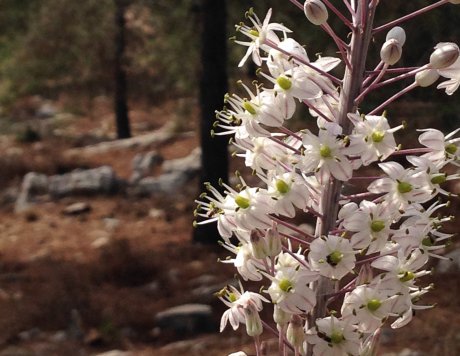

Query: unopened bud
[430,43,460,69]
[273,305,291,326]
[449,0,460,4]
[386,26,406,46]
[250,231,268,259]
[244,307,263,337]
[381,39,402,65]
[357,263,373,285]
[415,69,439,87]
[304,0,328,26]
[286,315,306,350]
[266,225,282,257]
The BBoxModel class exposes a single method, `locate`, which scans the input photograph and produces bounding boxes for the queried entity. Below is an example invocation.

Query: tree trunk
[193,0,229,244]
[114,0,131,139]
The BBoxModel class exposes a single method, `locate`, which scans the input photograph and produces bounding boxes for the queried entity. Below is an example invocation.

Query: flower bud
[415,69,440,87]
[274,305,291,326]
[250,231,268,259]
[449,0,460,4]
[265,225,282,257]
[244,307,263,337]
[286,315,306,350]
[430,42,460,69]
[304,0,328,26]
[386,26,406,46]
[380,39,402,65]
[356,263,373,285]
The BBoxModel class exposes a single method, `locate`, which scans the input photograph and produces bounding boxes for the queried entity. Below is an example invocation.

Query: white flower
[406,155,460,195]
[221,240,265,281]
[219,284,268,332]
[418,128,460,165]
[267,37,310,77]
[371,249,429,294]
[308,235,356,280]
[236,136,292,173]
[307,316,361,356]
[265,171,311,217]
[340,200,394,253]
[341,285,396,333]
[301,126,353,182]
[367,162,432,210]
[267,265,319,314]
[228,352,247,356]
[345,113,402,166]
[437,56,460,95]
[235,8,291,67]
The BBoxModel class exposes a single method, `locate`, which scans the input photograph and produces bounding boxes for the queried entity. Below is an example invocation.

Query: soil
[0,97,459,356]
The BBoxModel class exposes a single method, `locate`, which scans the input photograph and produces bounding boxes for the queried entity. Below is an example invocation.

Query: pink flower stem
[355,252,393,265]
[278,126,303,141]
[269,136,302,154]
[308,4,378,351]
[279,231,312,246]
[305,206,324,220]
[341,191,378,200]
[391,148,432,156]
[261,320,295,353]
[323,0,354,29]
[288,0,304,11]
[322,23,352,69]
[349,176,381,180]
[265,39,342,85]
[373,0,449,34]
[342,0,355,16]
[355,63,389,104]
[302,99,334,123]
[271,215,316,240]
[282,247,311,269]
[362,61,383,87]
[369,82,418,115]
[366,66,419,75]
[254,336,261,356]
[373,65,428,90]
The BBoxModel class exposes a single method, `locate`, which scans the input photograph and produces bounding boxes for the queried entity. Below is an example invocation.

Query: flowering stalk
[195,2,460,355]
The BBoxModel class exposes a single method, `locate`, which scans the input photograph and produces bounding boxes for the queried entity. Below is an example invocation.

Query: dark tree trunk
[114,0,131,139]
[193,0,229,244]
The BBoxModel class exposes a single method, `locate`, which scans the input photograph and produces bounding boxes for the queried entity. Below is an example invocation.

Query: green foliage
[0,0,460,108]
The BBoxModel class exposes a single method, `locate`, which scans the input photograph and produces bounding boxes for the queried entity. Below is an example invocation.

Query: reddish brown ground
[0,98,459,355]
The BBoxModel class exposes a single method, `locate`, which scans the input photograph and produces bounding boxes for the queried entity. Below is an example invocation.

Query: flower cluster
[194,2,459,355]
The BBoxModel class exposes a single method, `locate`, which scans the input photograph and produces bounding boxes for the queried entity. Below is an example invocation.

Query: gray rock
[154,303,214,336]
[36,101,56,118]
[93,351,133,356]
[135,171,191,196]
[130,150,163,183]
[62,202,92,215]
[15,172,49,212]
[18,327,42,341]
[162,147,201,173]
[49,166,119,198]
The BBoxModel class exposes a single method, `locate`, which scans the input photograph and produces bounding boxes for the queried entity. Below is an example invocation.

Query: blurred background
[0,1,459,355]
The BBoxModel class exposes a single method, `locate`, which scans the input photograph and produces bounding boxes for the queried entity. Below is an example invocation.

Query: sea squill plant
[195,1,460,355]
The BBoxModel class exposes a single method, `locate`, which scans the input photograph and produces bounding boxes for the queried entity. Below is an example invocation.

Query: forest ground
[0,96,459,356]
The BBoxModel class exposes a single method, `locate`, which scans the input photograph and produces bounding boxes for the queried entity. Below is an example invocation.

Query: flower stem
[307,4,378,353]
[373,0,449,34]
[369,82,418,115]
[265,39,342,85]
[323,0,354,29]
